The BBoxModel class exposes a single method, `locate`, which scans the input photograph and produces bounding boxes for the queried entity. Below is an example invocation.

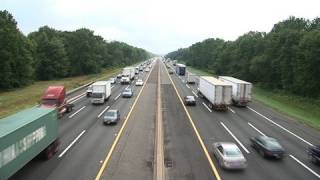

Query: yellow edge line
[163,62,222,180]
[95,63,155,180]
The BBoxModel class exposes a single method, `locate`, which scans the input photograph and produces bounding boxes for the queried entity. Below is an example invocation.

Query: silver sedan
[213,142,247,170]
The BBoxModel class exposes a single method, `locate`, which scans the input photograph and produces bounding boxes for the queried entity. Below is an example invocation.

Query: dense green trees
[0,10,34,89]
[166,16,320,98]
[0,10,151,89]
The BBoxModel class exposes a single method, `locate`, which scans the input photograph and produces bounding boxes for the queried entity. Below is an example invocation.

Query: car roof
[258,136,276,142]
[106,109,118,113]
[218,142,238,149]
[186,95,195,99]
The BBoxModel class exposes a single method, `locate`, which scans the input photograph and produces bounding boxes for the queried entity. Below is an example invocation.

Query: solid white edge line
[186,84,190,89]
[247,107,314,147]
[192,91,199,98]
[289,154,320,178]
[220,122,250,154]
[97,106,110,118]
[228,107,235,114]
[58,130,86,158]
[68,106,86,118]
[202,102,212,112]
[248,122,266,136]
[114,93,121,100]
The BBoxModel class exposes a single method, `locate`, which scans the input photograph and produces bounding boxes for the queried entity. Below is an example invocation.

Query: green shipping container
[0,106,58,180]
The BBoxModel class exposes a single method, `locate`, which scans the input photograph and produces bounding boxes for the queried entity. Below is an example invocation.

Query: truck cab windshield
[42,99,59,106]
[92,93,103,98]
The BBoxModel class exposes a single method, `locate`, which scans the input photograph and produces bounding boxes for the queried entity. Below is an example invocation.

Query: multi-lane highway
[10,58,320,180]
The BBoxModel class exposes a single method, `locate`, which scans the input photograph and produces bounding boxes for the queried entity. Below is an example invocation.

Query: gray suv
[103,109,120,125]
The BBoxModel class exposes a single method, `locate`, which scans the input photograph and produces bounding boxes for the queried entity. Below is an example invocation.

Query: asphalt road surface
[9,58,320,180]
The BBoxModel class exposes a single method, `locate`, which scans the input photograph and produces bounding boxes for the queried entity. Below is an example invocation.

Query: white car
[145,68,150,72]
[213,142,247,170]
[135,79,144,86]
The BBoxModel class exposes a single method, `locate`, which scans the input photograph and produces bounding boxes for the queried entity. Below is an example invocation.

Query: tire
[259,149,265,158]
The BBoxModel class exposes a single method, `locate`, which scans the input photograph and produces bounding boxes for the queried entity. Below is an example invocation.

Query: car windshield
[265,138,282,149]
[105,111,116,117]
[225,147,242,157]
[92,93,103,98]
[125,89,131,92]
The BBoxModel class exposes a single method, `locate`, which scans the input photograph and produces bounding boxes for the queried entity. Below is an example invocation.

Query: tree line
[166,16,320,98]
[0,10,151,90]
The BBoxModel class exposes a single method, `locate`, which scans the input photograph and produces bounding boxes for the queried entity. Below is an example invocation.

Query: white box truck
[186,72,197,84]
[121,67,135,84]
[198,76,232,111]
[218,76,252,106]
[91,81,111,104]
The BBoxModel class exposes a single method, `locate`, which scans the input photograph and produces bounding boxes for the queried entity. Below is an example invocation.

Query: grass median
[185,65,320,130]
[0,68,121,119]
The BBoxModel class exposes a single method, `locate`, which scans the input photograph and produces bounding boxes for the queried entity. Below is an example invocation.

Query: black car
[308,145,320,164]
[250,136,285,159]
[184,96,196,106]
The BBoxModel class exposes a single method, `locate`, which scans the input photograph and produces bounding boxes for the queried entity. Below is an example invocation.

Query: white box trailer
[186,72,197,84]
[91,81,111,104]
[198,76,232,111]
[218,76,252,106]
[176,64,186,76]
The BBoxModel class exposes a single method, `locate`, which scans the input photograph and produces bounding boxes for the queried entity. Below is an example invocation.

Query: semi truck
[218,76,252,106]
[0,107,59,179]
[41,86,73,118]
[198,76,232,111]
[176,64,186,76]
[91,81,111,104]
[186,72,197,84]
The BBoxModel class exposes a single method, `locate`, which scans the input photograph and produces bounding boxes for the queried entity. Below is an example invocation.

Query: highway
[10,58,320,180]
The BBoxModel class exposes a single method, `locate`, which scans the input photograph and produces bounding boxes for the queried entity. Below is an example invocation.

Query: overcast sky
[1,0,319,54]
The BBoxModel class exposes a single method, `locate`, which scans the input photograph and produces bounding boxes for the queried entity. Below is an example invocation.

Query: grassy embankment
[186,66,320,130]
[0,68,121,119]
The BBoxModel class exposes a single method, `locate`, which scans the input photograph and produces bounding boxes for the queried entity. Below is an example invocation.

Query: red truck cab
[41,86,73,117]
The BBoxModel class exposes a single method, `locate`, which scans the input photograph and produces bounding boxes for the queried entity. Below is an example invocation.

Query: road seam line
[68,106,86,118]
[247,107,314,147]
[220,122,250,154]
[163,61,221,180]
[95,60,155,180]
[202,102,212,112]
[58,130,86,158]
[289,154,320,178]
[248,122,266,136]
[97,106,110,118]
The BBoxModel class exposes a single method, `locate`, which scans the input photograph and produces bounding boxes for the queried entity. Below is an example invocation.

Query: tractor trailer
[198,76,232,111]
[0,107,59,179]
[186,73,197,84]
[175,64,186,76]
[218,76,252,106]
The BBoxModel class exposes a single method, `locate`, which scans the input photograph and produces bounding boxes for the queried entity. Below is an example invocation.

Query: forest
[0,10,151,90]
[166,16,320,98]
